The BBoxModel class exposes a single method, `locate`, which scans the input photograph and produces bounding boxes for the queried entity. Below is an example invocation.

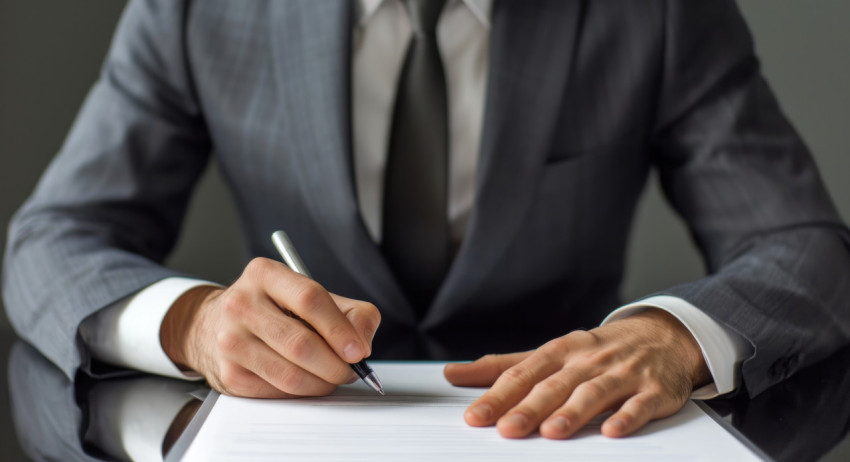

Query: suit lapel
[270,1,417,326]
[426,0,586,325]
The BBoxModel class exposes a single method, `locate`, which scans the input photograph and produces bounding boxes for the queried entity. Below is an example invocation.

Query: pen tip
[364,373,384,395]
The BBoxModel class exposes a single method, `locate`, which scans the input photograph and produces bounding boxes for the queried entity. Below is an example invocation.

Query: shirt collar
[357,0,492,28]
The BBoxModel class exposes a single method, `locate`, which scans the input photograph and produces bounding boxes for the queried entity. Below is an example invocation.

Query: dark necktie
[382,0,449,315]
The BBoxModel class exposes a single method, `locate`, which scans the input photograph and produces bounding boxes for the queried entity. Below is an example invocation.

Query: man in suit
[4,0,850,440]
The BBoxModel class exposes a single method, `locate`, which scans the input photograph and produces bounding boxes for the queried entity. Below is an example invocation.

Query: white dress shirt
[79,0,751,398]
[353,0,490,243]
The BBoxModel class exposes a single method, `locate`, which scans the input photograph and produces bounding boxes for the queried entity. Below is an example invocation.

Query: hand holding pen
[159,234,383,398]
[272,231,384,394]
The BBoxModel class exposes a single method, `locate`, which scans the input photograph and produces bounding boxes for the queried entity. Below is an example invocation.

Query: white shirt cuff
[79,277,222,380]
[601,295,753,399]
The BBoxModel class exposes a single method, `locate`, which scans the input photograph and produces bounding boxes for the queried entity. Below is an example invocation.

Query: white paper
[180,362,760,461]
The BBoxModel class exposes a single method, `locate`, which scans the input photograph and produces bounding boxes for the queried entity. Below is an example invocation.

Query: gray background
[0,1,848,460]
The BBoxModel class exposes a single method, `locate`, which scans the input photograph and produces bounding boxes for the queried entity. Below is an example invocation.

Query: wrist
[160,285,221,371]
[631,309,712,389]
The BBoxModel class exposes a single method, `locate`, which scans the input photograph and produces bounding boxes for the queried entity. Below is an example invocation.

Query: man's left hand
[443,309,711,439]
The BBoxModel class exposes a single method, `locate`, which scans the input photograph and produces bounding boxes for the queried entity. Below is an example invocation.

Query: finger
[601,391,682,438]
[248,258,366,363]
[539,374,633,439]
[217,283,354,384]
[463,352,561,427]
[443,352,532,387]
[331,294,381,356]
[495,367,587,439]
[212,362,295,399]
[246,309,356,385]
[225,334,337,397]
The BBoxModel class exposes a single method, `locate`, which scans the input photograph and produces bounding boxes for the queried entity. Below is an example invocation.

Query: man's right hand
[159,257,381,398]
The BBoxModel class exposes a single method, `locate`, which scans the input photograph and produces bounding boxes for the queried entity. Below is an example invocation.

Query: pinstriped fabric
[3,0,849,396]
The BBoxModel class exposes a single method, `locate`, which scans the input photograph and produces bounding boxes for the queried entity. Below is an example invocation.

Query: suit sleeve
[2,0,210,379]
[651,0,850,396]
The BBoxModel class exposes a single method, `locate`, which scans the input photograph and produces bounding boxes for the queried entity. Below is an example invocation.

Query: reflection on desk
[8,340,850,461]
[707,342,850,461]
[8,342,204,461]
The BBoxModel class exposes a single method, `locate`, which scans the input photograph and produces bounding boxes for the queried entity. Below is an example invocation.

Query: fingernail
[545,416,569,434]
[344,341,363,362]
[468,404,493,421]
[503,413,528,430]
[347,373,359,384]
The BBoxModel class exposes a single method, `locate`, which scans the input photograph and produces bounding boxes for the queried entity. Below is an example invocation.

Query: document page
[180,362,760,461]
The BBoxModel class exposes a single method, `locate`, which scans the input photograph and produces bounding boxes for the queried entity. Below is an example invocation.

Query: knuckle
[569,329,600,346]
[631,394,659,415]
[502,365,535,388]
[538,339,566,359]
[284,331,314,362]
[480,354,509,374]
[613,358,640,377]
[327,322,354,344]
[363,302,381,324]
[576,381,607,401]
[532,379,567,397]
[314,358,352,385]
[221,290,251,319]
[631,394,653,412]
[216,330,244,354]
[587,347,616,366]
[292,281,326,314]
[276,369,305,394]
[245,257,275,276]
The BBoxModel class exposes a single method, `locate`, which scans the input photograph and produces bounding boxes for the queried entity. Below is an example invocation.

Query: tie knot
[404,0,446,35]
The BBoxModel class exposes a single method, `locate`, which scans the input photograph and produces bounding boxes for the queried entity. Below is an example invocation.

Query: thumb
[444,351,533,387]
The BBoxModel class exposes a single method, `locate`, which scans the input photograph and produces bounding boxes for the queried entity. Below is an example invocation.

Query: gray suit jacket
[4,0,850,396]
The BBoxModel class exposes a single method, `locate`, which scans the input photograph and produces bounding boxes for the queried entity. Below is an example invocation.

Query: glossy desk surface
[3,337,850,461]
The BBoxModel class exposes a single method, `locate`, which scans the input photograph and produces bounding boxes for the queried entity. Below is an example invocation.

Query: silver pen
[271,230,384,395]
